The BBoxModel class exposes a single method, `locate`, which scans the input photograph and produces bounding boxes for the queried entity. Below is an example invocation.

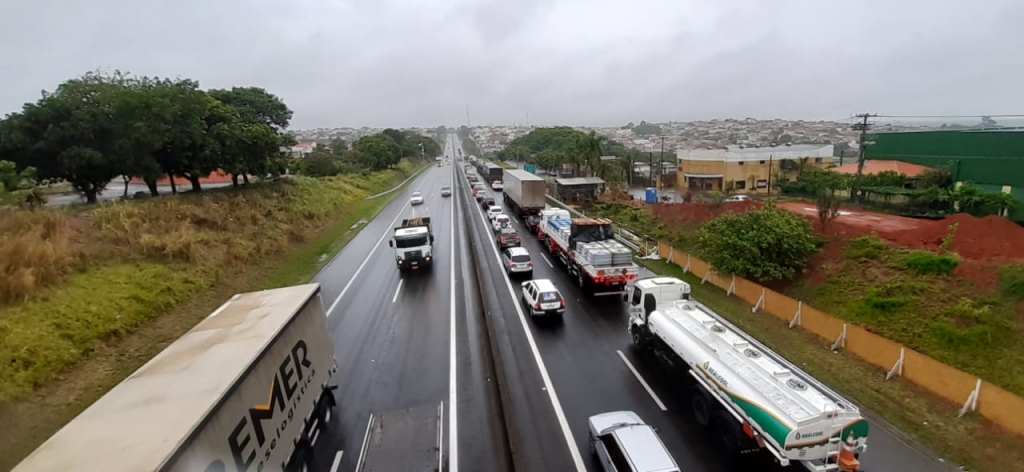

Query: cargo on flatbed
[12,284,339,472]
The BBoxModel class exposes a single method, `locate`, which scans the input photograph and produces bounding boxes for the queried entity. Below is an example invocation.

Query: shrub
[900,250,960,276]
[999,264,1024,300]
[697,203,817,282]
[846,234,888,260]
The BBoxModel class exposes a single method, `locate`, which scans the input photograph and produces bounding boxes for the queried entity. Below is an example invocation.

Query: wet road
[455,143,958,471]
[302,133,955,472]
[307,137,509,472]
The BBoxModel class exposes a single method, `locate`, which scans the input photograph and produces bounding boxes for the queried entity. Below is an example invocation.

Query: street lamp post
[418,143,424,160]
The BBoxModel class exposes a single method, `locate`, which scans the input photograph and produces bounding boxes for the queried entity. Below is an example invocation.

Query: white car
[520,279,565,317]
[491,180,504,191]
[724,194,751,202]
[441,186,451,197]
[588,411,679,472]
[410,191,424,205]
[486,206,503,220]
[492,214,511,232]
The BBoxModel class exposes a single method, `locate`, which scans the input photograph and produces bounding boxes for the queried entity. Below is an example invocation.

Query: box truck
[13,284,339,472]
[502,169,546,217]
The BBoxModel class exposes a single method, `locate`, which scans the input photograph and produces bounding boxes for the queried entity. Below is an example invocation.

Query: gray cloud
[2,0,1022,129]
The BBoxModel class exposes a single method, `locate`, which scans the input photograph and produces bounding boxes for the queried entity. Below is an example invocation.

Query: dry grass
[0,162,423,404]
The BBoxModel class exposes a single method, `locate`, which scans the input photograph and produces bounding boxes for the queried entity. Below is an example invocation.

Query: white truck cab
[389,217,435,271]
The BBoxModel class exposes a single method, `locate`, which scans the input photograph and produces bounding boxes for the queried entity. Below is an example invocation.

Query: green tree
[207,87,293,130]
[798,168,850,230]
[329,138,348,157]
[302,148,342,177]
[575,130,607,177]
[352,134,402,170]
[697,203,818,282]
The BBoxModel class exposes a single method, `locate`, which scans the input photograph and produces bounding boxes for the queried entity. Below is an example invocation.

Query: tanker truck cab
[389,217,435,271]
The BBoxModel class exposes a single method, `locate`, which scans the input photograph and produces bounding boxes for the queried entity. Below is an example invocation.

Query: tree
[352,134,402,170]
[303,148,341,177]
[697,203,818,282]
[329,138,348,157]
[798,168,850,231]
[575,130,607,177]
[207,87,293,130]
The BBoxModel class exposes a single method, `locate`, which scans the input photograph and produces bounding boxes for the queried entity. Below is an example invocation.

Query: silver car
[588,411,679,472]
[502,247,533,277]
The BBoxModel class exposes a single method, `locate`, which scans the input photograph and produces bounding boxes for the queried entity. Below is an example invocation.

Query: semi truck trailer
[627,276,868,472]
[502,169,546,217]
[539,214,639,296]
[13,284,339,472]
[389,217,435,271]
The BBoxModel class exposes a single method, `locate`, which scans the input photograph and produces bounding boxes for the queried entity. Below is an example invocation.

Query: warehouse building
[675,144,835,194]
[866,129,1024,221]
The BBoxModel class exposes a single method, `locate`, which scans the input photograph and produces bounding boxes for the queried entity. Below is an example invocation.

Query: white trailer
[627,277,868,472]
[539,215,639,296]
[13,284,339,472]
[502,169,546,217]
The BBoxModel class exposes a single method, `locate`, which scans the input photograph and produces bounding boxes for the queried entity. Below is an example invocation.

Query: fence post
[831,323,847,351]
[727,275,736,296]
[701,264,712,285]
[885,348,905,381]
[752,288,766,313]
[789,301,802,328]
[668,246,674,263]
[958,379,982,418]
[683,254,691,273]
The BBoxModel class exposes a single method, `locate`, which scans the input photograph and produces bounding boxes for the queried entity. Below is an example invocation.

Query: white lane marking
[329,450,344,472]
[326,173,432,317]
[462,167,586,471]
[392,279,404,303]
[540,254,554,268]
[355,414,374,472]
[511,215,520,224]
[448,144,459,472]
[616,350,668,411]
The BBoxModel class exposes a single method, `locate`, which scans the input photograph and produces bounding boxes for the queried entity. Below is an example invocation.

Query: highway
[300,132,955,472]
[306,136,509,472]
[453,136,958,472]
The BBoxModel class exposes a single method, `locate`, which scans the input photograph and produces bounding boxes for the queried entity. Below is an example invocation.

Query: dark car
[524,215,540,234]
[480,197,496,209]
[497,227,521,249]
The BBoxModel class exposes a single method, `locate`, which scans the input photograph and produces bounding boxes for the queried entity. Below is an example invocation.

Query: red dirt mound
[651,201,762,227]
[888,213,1024,261]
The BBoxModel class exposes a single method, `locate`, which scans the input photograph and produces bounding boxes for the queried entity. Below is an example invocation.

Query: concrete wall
[657,242,1024,437]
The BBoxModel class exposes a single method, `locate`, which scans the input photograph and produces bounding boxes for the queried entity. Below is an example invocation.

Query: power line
[876,114,1024,119]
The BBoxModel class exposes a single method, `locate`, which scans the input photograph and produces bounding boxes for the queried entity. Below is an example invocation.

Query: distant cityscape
[287,119,959,159]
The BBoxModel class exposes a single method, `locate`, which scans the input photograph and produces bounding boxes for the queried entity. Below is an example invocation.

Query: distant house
[676,144,834,194]
[280,141,318,158]
[553,177,605,202]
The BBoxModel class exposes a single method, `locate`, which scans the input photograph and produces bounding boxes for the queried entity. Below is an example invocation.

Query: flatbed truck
[539,214,639,296]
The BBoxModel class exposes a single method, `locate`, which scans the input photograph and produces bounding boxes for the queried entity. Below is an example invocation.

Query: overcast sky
[2,0,1022,129]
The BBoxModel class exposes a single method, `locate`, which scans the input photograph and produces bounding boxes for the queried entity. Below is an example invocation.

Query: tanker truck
[627,276,868,472]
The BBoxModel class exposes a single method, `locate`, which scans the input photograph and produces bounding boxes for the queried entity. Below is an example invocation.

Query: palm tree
[574,131,606,177]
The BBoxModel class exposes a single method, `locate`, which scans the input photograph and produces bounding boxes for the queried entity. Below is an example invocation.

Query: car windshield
[412,192,421,197]
[442,186,450,191]
[510,254,530,263]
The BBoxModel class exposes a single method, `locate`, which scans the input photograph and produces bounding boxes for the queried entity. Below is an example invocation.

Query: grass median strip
[636,256,1024,472]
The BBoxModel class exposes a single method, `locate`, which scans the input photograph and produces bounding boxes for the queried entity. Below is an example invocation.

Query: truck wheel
[286,445,310,472]
[319,397,334,426]
[631,326,647,350]
[691,389,712,427]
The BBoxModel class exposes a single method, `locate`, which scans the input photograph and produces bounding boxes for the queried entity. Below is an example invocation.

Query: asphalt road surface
[306,137,509,472]
[301,133,957,472]
[454,139,959,471]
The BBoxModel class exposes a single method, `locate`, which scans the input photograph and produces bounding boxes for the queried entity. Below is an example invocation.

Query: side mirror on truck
[388,240,393,247]
[430,235,435,243]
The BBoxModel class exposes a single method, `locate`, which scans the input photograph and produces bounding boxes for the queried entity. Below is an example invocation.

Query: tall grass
[0,161,424,402]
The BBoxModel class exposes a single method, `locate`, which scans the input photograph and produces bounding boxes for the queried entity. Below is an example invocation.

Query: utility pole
[466,105,471,127]
[767,154,773,195]
[659,136,666,191]
[852,113,877,202]
[649,151,655,186]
